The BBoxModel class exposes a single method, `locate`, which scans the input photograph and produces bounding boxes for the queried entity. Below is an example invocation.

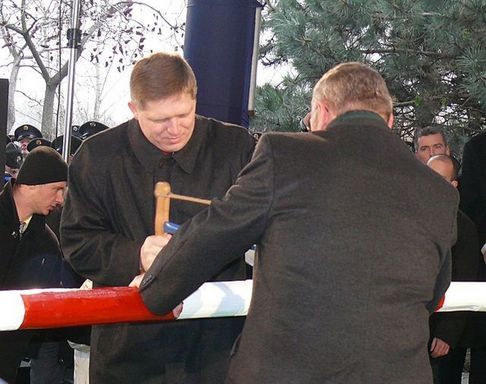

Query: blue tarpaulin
[184,0,262,128]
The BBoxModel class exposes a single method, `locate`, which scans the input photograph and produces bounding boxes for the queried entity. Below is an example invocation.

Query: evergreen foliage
[252,0,486,155]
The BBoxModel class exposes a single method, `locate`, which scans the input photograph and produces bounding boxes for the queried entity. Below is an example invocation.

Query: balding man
[427,154,480,384]
[134,62,459,383]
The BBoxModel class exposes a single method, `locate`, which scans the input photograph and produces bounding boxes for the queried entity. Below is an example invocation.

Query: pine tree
[252,0,486,155]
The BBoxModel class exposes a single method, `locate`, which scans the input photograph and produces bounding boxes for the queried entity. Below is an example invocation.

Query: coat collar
[0,179,21,228]
[128,115,206,175]
[0,179,46,236]
[330,110,386,126]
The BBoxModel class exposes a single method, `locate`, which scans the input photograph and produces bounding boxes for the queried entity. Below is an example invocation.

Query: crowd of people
[1,52,485,384]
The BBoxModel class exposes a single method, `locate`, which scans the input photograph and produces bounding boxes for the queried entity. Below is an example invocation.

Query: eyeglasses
[299,118,310,132]
[299,111,312,132]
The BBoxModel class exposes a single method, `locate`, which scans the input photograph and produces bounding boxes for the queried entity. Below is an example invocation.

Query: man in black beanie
[0,146,69,383]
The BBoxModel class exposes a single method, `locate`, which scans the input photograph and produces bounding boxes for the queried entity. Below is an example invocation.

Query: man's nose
[166,118,180,135]
[56,190,65,205]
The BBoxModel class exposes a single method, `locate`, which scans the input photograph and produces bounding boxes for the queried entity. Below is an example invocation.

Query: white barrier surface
[0,290,25,330]
[437,282,486,312]
[1,281,486,331]
[179,279,253,320]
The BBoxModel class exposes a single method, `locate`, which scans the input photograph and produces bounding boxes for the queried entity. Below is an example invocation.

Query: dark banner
[184,0,262,128]
[0,79,8,188]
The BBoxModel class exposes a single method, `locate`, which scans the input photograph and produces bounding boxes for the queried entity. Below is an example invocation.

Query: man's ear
[451,180,458,189]
[312,100,334,132]
[128,101,139,120]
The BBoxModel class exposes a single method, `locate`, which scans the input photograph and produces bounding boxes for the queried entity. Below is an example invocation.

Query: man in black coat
[135,62,458,384]
[61,52,255,383]
[426,154,479,383]
[457,131,486,383]
[0,146,68,383]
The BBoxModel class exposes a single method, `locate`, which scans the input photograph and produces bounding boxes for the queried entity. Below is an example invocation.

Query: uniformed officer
[14,125,43,156]
[4,143,23,182]
[77,121,108,140]
[51,136,82,159]
[27,138,52,153]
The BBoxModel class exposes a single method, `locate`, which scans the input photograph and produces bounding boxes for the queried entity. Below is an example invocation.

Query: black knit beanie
[16,146,68,185]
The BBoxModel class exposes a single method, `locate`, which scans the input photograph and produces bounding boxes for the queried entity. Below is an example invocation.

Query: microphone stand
[62,0,81,162]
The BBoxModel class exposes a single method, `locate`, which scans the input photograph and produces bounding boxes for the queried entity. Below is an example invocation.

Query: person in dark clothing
[0,146,68,383]
[4,142,23,183]
[414,126,450,164]
[426,154,480,384]
[457,131,486,383]
[61,51,255,384]
[13,124,43,157]
[134,62,458,384]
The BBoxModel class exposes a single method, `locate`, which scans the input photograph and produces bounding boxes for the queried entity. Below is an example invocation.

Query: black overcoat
[429,210,480,348]
[61,115,255,383]
[458,131,486,347]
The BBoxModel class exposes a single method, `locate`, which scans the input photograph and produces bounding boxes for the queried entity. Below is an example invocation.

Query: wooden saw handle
[154,182,171,235]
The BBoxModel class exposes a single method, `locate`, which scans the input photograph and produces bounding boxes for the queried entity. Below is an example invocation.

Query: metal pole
[248,4,262,114]
[62,0,82,162]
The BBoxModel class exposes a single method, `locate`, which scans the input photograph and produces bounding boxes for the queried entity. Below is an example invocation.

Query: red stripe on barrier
[20,287,174,329]
[435,295,445,311]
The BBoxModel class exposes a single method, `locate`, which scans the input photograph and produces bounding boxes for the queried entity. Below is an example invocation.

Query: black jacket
[0,180,62,289]
[429,210,480,348]
[0,180,65,383]
[61,115,255,383]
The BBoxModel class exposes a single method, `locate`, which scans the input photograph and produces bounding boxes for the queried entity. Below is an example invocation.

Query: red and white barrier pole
[436,282,486,312]
[0,280,484,331]
[0,280,252,331]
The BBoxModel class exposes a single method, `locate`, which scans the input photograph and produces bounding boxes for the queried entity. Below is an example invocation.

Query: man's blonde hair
[130,52,197,108]
[313,62,393,120]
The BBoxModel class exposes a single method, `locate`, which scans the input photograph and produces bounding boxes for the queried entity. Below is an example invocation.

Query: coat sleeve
[140,134,274,314]
[427,199,458,314]
[60,146,143,286]
[430,211,480,348]
[459,139,486,238]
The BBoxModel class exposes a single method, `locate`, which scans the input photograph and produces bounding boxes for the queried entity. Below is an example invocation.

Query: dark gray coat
[141,111,458,384]
[61,115,255,383]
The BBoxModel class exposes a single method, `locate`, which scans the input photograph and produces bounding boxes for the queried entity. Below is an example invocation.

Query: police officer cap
[72,125,81,138]
[78,121,108,140]
[27,138,52,152]
[52,135,82,156]
[5,142,23,169]
[14,124,43,141]
[16,146,67,185]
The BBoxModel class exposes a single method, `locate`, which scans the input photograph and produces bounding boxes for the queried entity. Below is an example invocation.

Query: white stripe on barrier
[179,280,252,319]
[0,290,25,330]
[437,282,486,312]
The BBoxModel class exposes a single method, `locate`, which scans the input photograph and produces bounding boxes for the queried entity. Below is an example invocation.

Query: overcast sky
[0,1,284,135]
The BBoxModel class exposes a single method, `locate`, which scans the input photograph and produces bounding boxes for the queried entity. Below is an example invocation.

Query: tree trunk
[41,82,58,140]
[7,55,20,134]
